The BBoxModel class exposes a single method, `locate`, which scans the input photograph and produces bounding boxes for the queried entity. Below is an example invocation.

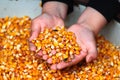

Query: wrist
[77,7,107,35]
[77,22,97,36]
[77,23,96,36]
[42,1,68,20]
[41,12,64,27]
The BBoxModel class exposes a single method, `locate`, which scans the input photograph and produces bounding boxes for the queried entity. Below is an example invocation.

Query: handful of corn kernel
[32,27,81,63]
[0,16,120,80]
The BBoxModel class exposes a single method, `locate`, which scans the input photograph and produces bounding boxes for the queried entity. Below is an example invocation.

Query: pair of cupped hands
[29,13,97,70]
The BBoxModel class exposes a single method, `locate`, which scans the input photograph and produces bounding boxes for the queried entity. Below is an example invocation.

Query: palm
[50,24,98,70]
[29,13,64,51]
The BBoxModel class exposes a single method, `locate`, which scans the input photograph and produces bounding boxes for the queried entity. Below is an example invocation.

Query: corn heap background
[0,16,120,80]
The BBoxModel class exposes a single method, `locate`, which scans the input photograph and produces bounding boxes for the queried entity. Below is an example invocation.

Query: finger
[51,50,56,55]
[47,58,52,64]
[46,50,57,64]
[29,31,39,41]
[29,30,39,51]
[52,19,64,29]
[38,50,43,56]
[50,64,57,70]
[51,51,87,70]
[29,42,36,51]
[42,55,48,60]
[29,22,40,41]
[86,44,98,63]
[29,32,39,51]
[29,21,41,51]
[57,19,64,27]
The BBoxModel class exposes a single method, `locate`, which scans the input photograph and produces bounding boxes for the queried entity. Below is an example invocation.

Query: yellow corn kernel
[59,43,64,48]
[0,16,120,80]
[63,54,69,60]
[53,40,59,47]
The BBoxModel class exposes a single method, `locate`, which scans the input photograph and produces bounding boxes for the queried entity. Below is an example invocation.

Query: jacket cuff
[87,0,120,22]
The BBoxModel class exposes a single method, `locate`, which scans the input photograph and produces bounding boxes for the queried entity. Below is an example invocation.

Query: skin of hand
[49,24,97,70]
[29,1,108,70]
[49,7,107,70]
[29,1,68,51]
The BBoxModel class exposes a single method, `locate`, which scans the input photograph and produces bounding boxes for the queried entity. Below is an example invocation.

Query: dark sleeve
[87,0,120,22]
[42,0,74,14]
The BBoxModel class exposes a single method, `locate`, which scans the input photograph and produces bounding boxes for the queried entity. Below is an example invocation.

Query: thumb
[29,30,40,51]
[86,47,98,63]
[29,30,39,41]
[29,19,41,41]
[29,21,41,51]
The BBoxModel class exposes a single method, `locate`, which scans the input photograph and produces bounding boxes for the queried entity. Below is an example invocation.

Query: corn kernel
[0,16,120,80]
[32,27,81,63]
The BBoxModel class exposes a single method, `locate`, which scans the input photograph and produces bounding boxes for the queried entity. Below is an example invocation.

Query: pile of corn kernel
[0,16,120,80]
[32,27,81,64]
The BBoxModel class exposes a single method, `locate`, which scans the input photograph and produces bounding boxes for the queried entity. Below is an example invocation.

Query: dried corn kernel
[0,16,120,80]
[32,26,81,63]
